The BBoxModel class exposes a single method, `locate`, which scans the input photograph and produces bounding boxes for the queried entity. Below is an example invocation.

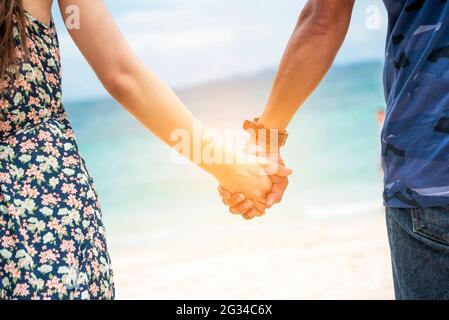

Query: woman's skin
[22,0,283,218]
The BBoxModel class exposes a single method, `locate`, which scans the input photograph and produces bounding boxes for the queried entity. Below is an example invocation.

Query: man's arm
[219,0,354,217]
[258,0,355,131]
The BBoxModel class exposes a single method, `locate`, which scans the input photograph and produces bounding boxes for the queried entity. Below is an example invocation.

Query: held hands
[217,138,292,220]
[212,153,277,205]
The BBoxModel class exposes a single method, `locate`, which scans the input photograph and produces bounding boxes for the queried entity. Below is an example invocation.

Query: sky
[53,0,388,101]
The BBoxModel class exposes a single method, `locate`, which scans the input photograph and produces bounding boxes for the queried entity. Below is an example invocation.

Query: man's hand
[219,151,292,220]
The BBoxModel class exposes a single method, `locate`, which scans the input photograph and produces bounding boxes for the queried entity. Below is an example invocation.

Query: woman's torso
[0,9,66,141]
[0,9,115,299]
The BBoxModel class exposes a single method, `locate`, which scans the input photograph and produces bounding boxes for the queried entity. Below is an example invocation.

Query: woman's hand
[218,139,292,219]
[209,154,273,214]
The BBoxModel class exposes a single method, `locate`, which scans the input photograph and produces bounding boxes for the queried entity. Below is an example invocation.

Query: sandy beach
[64,59,390,300]
[107,211,394,300]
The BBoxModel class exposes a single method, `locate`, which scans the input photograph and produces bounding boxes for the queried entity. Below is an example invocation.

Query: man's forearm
[258,0,355,131]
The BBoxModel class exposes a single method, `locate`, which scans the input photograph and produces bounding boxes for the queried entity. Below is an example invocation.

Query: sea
[64,60,386,232]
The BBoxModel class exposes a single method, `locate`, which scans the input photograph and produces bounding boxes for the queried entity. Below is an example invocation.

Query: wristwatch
[243,118,288,148]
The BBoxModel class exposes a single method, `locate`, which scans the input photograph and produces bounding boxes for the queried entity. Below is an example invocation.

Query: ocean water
[64,61,386,229]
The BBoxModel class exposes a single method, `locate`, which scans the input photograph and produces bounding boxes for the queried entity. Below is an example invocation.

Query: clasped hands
[216,139,292,220]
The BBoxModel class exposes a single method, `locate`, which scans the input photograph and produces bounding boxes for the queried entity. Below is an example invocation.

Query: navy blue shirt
[382,0,449,207]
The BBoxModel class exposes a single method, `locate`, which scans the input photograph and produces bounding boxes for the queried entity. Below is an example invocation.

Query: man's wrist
[243,117,288,150]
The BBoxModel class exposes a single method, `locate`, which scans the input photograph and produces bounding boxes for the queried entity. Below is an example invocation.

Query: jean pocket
[411,207,449,246]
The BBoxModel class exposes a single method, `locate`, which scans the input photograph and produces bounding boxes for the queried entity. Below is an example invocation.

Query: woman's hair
[0,0,28,79]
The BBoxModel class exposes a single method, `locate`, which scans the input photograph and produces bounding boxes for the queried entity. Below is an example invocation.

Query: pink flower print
[39,249,58,264]
[64,129,75,139]
[89,283,99,297]
[0,120,12,133]
[43,141,59,156]
[46,277,67,296]
[45,72,58,86]
[61,240,75,253]
[47,219,60,230]
[62,156,78,167]
[5,136,17,146]
[5,263,21,279]
[50,48,60,62]
[25,244,37,257]
[61,183,76,195]
[1,235,16,248]
[92,260,100,278]
[30,51,40,66]
[27,108,40,124]
[0,98,8,110]
[14,75,31,91]
[20,184,38,198]
[65,252,79,268]
[37,130,52,142]
[29,96,41,107]
[26,165,44,181]
[83,206,95,218]
[0,172,12,184]
[67,194,82,209]
[47,220,66,235]
[13,283,30,297]
[94,238,105,251]
[20,139,37,153]
[7,205,21,218]
[51,99,58,111]
[0,13,114,300]
[41,193,59,206]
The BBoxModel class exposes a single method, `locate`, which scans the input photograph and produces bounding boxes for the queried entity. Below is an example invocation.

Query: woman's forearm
[59,0,273,202]
[106,62,221,176]
[58,1,218,175]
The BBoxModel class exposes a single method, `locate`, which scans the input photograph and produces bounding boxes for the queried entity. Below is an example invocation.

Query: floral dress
[0,13,114,299]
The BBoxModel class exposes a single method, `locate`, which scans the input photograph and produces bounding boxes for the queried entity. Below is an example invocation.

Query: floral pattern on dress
[0,13,114,300]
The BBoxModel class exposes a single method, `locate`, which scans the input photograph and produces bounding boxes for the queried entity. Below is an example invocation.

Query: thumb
[258,158,293,177]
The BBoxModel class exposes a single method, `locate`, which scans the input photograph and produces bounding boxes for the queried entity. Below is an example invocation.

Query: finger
[266,193,281,208]
[258,158,292,176]
[246,208,265,218]
[264,163,293,177]
[266,179,289,208]
[269,175,288,183]
[230,199,254,215]
[242,213,255,220]
[228,193,247,207]
[218,186,232,200]
[253,201,267,215]
[223,193,246,206]
[274,165,293,177]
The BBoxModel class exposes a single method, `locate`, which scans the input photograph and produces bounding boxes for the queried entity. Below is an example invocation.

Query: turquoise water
[65,61,385,227]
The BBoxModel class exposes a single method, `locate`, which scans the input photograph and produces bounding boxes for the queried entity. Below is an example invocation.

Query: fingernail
[237,195,245,202]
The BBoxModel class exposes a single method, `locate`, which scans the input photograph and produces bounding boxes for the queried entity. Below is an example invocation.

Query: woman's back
[0,11,64,141]
[0,8,114,300]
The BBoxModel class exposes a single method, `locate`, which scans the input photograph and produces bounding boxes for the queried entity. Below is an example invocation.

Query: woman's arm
[57,0,271,202]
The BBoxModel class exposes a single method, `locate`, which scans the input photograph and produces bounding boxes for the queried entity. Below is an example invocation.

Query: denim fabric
[386,206,449,300]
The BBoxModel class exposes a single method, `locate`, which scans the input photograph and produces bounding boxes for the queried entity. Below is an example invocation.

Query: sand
[106,211,394,300]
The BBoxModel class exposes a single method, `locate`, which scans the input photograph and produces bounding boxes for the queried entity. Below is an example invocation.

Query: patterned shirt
[382,0,449,207]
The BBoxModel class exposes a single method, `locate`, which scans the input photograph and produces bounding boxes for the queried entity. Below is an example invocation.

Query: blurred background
[54,0,394,299]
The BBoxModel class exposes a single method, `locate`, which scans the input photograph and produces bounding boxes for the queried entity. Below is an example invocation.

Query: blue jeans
[386,206,449,300]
